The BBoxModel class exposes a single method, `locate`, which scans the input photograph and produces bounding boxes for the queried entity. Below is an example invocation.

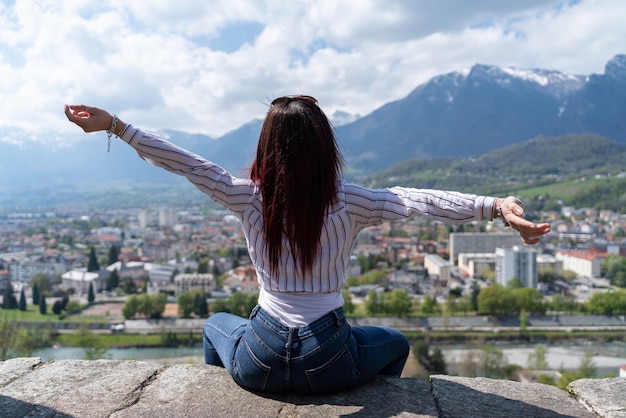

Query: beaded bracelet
[107,115,118,153]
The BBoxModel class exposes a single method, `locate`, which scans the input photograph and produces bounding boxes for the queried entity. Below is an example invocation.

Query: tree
[197,259,209,274]
[479,345,507,379]
[76,326,108,360]
[527,345,548,370]
[52,300,64,315]
[212,264,221,277]
[228,292,257,317]
[177,292,195,318]
[477,285,516,316]
[519,309,529,332]
[106,269,120,291]
[458,346,507,379]
[537,374,557,386]
[108,244,120,266]
[32,282,40,306]
[87,282,95,304]
[38,293,47,315]
[342,290,355,315]
[364,290,384,316]
[506,278,523,288]
[19,288,27,311]
[87,247,100,272]
[61,294,69,310]
[557,370,585,390]
[122,278,137,295]
[459,349,480,377]
[2,282,17,309]
[603,255,626,288]
[134,293,167,319]
[421,294,438,315]
[549,294,579,314]
[137,294,154,318]
[557,351,599,390]
[211,298,229,313]
[414,342,447,376]
[384,289,412,316]
[122,295,139,319]
[29,273,52,295]
[1,315,20,360]
[194,292,209,317]
[586,289,626,315]
[511,287,545,314]
[469,281,480,312]
[578,351,597,378]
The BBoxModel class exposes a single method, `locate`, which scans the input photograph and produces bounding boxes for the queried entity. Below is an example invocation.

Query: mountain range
[1,54,625,196]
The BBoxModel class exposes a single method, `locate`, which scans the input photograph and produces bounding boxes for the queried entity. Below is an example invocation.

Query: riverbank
[441,342,626,377]
[36,341,626,379]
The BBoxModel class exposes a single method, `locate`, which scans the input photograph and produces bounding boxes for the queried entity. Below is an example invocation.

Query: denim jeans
[202,305,409,394]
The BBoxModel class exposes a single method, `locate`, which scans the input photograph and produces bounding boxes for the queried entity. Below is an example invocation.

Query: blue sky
[0,0,624,143]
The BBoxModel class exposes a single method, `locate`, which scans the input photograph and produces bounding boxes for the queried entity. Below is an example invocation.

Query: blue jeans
[202,305,410,394]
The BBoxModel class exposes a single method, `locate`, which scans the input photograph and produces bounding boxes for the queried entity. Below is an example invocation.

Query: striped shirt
[121,126,498,326]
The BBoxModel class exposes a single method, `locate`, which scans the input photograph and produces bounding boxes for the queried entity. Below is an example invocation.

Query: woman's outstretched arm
[64,103,256,215]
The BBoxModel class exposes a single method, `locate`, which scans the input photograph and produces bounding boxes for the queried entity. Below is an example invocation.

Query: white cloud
[0,0,624,141]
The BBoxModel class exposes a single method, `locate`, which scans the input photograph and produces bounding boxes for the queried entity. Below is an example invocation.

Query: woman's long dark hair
[249,96,343,275]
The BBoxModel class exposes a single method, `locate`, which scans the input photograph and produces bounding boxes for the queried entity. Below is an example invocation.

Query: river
[36,346,204,364]
[37,341,626,378]
[402,341,626,377]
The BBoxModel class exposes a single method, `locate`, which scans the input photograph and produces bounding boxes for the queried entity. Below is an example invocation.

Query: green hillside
[362,134,626,213]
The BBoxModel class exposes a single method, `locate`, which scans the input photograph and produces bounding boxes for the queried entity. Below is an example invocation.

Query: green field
[514,175,626,202]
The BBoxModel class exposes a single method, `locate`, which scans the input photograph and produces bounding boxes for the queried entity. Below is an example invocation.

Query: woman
[65,97,550,394]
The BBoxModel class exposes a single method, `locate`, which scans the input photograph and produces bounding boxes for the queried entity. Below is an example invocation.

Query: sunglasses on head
[271,95,318,106]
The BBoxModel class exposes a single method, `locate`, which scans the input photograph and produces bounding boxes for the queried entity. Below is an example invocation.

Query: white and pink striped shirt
[121,126,498,327]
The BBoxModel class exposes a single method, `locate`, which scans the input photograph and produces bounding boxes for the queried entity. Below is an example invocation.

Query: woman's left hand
[498,196,551,245]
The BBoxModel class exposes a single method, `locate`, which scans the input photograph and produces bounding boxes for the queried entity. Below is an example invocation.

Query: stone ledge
[1,358,623,418]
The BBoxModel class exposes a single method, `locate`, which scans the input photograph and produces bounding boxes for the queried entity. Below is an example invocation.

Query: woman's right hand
[64,104,125,135]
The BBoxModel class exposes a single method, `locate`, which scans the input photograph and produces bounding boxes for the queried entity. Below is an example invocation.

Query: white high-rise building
[495,246,538,288]
[159,208,176,227]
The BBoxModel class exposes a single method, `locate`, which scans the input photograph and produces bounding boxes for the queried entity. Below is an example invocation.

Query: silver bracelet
[496,196,523,227]
[107,115,118,153]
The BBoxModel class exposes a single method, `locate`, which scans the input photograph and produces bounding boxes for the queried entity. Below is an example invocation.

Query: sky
[0,0,625,144]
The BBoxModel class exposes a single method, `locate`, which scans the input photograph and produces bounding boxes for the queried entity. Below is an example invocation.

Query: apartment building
[449,232,520,264]
[555,250,606,278]
[495,246,538,288]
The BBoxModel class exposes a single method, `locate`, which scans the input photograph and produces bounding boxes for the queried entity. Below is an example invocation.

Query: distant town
[2,200,626,318]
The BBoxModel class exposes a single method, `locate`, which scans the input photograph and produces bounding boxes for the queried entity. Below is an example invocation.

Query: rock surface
[1,358,623,417]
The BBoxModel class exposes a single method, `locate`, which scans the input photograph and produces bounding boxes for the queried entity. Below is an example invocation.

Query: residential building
[7,260,66,284]
[424,254,451,283]
[495,246,538,288]
[174,273,215,296]
[0,269,10,293]
[61,269,103,294]
[389,265,426,294]
[449,232,520,264]
[536,254,562,276]
[457,253,496,279]
[555,250,607,278]
[232,265,259,295]
[159,208,177,227]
